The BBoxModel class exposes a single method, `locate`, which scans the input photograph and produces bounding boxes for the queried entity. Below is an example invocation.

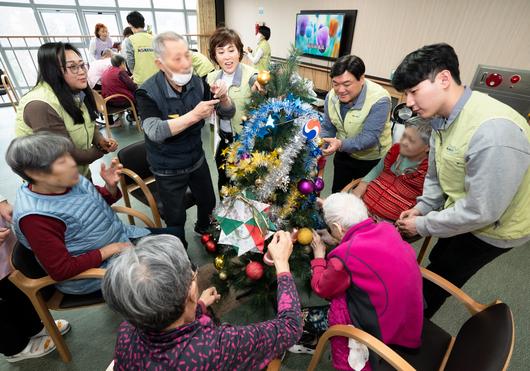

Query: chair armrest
[421,267,488,315]
[112,205,155,227]
[341,178,361,193]
[104,93,134,107]
[120,168,162,227]
[308,325,414,371]
[8,268,106,293]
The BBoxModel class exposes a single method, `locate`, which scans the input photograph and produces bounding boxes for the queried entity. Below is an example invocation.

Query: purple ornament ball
[298,179,315,195]
[240,153,250,160]
[314,177,325,192]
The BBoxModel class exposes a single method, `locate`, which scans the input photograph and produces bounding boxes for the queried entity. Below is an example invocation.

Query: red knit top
[363,143,428,221]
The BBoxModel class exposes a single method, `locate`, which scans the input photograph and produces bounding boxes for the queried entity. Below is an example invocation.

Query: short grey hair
[5,132,74,183]
[101,48,113,58]
[323,193,368,230]
[404,116,432,145]
[102,234,193,332]
[153,31,187,58]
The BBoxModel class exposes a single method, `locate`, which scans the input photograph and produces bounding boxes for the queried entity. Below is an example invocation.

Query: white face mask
[169,67,193,86]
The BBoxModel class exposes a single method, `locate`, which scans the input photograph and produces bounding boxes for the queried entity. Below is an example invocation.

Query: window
[185,0,197,10]
[78,0,112,6]
[117,0,150,8]
[153,0,184,9]
[39,9,83,42]
[84,12,120,38]
[1,6,42,47]
[155,11,186,35]
[34,0,76,4]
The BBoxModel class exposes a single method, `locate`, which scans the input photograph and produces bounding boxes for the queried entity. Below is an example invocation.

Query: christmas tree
[200,49,326,305]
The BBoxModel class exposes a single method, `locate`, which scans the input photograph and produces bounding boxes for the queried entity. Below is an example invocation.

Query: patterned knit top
[113,273,302,370]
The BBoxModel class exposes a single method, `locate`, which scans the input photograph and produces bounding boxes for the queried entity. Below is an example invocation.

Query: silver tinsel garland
[254,118,308,202]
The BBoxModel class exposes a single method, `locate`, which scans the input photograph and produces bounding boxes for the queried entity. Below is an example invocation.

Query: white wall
[224,0,530,84]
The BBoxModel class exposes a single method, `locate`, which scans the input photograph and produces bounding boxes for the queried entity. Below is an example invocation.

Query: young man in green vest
[393,43,530,318]
[321,55,392,192]
[125,11,159,86]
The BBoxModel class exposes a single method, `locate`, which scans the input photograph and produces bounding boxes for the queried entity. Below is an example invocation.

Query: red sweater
[363,144,428,221]
[19,185,121,281]
[101,66,137,105]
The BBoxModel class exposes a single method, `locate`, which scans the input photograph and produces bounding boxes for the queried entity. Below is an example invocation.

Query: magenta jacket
[311,219,423,370]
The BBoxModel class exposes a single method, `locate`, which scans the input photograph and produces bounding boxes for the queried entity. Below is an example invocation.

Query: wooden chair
[117,140,196,228]
[92,90,141,138]
[268,267,515,371]
[7,206,154,363]
[341,178,432,264]
[1,72,19,112]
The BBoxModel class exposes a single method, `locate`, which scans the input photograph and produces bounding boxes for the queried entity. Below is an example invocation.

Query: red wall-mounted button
[510,74,521,84]
[485,73,503,87]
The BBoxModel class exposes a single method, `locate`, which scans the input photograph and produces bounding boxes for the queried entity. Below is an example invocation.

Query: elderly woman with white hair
[352,117,432,222]
[102,232,303,370]
[303,193,423,371]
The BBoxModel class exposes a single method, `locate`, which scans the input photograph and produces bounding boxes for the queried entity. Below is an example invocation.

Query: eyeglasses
[65,62,87,74]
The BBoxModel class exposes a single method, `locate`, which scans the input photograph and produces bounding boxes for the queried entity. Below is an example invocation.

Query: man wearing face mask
[135,31,235,247]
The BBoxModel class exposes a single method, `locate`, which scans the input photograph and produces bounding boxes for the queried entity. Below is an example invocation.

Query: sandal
[32,319,71,338]
[5,335,56,362]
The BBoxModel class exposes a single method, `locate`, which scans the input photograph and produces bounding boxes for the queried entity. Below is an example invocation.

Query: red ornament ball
[245,261,264,281]
[200,233,211,244]
[205,240,217,253]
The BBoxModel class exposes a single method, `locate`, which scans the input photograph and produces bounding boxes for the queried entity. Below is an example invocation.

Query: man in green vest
[246,25,271,71]
[321,55,392,192]
[393,43,530,318]
[125,11,159,86]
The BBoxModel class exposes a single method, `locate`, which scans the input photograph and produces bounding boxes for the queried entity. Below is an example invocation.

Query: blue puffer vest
[138,71,206,172]
[13,176,150,294]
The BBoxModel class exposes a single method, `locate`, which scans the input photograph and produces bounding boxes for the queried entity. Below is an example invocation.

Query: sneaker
[287,330,318,355]
[5,335,56,363]
[32,319,71,338]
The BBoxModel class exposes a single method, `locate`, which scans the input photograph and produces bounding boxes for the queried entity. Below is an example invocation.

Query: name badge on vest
[168,113,180,119]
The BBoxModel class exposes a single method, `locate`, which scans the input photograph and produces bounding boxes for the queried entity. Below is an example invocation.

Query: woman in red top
[352,117,432,221]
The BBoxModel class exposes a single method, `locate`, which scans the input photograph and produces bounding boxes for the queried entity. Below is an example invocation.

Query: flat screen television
[295,10,357,61]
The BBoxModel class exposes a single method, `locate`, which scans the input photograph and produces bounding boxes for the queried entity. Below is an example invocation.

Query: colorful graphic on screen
[295,13,345,59]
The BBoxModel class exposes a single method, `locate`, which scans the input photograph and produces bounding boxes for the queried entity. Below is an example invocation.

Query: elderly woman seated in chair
[302,193,423,371]
[102,233,303,370]
[6,132,151,295]
[351,117,432,222]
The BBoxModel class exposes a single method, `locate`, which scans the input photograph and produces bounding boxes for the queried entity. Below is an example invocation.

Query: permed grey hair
[404,116,432,145]
[102,234,193,332]
[5,131,74,183]
[153,31,187,58]
[323,193,368,230]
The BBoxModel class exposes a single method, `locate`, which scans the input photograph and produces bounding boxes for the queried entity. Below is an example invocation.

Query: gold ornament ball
[241,115,248,122]
[297,227,313,245]
[219,271,228,280]
[257,70,271,85]
[316,137,325,147]
[276,147,283,155]
[255,178,264,187]
[214,255,225,271]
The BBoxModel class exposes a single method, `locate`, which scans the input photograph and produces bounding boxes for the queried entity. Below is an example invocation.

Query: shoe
[32,319,71,338]
[288,344,315,354]
[5,335,56,363]
[287,330,318,355]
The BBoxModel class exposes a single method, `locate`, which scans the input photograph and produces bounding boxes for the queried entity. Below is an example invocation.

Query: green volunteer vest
[207,63,256,134]
[15,82,95,176]
[434,91,530,240]
[327,79,391,160]
[129,32,158,85]
[192,51,215,78]
[255,39,271,71]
